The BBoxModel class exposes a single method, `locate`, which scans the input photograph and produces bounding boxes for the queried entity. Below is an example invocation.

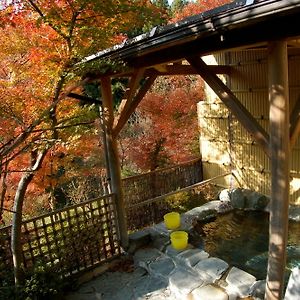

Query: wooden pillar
[100,77,128,248]
[265,41,290,300]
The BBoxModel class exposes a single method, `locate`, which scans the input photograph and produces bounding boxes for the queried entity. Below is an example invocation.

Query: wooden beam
[290,96,300,149]
[265,41,290,300]
[146,64,232,76]
[100,78,128,248]
[113,69,145,131]
[113,75,157,136]
[187,55,270,157]
[93,64,232,79]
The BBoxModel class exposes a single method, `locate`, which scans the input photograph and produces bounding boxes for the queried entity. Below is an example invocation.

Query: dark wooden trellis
[0,194,120,278]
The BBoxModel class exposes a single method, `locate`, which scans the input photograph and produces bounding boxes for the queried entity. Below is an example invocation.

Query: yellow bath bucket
[164,212,180,230]
[170,231,188,250]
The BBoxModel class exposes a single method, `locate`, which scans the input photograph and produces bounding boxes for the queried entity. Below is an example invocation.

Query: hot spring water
[193,210,300,281]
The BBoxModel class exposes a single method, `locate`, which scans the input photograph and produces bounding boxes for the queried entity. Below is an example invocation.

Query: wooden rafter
[290,95,300,148]
[187,55,271,157]
[113,68,145,132]
[113,74,157,137]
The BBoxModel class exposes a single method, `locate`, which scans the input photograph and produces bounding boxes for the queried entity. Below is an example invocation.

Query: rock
[218,201,234,214]
[164,244,193,257]
[246,191,270,210]
[219,189,231,202]
[249,280,266,300]
[175,248,209,267]
[130,274,169,300]
[149,256,175,279]
[225,267,256,298]
[128,229,151,254]
[169,267,204,299]
[191,284,229,300]
[229,188,269,210]
[284,267,300,300]
[181,205,218,230]
[289,206,300,222]
[151,222,170,236]
[230,188,247,209]
[194,257,229,283]
[188,228,205,249]
[133,248,163,271]
[150,234,170,252]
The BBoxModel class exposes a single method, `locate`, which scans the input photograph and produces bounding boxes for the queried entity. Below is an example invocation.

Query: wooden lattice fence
[0,195,120,281]
[123,158,203,229]
[0,158,203,282]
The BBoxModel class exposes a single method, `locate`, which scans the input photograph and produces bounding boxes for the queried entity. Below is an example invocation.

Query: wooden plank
[265,41,290,300]
[290,95,300,149]
[113,68,145,131]
[113,75,157,136]
[187,55,271,157]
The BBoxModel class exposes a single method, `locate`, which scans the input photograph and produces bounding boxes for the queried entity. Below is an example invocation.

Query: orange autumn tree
[120,0,231,173]
[121,75,204,172]
[0,0,167,285]
[171,0,232,22]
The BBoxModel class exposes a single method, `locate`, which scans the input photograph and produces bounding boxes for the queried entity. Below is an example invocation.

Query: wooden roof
[81,0,300,73]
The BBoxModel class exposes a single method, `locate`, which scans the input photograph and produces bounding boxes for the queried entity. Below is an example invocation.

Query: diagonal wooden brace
[187,55,270,157]
[113,69,145,132]
[113,74,157,137]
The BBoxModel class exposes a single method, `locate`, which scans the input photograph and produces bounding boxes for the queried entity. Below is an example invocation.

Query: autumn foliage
[171,0,232,22]
[0,0,167,222]
[0,0,230,221]
[121,75,204,172]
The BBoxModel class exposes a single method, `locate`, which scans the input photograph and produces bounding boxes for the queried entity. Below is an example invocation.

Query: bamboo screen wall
[0,195,120,278]
[199,49,300,204]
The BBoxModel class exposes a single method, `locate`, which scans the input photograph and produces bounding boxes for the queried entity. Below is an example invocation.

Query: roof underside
[82,0,300,73]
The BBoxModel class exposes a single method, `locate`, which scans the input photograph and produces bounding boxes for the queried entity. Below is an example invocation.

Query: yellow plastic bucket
[170,231,188,250]
[164,212,180,230]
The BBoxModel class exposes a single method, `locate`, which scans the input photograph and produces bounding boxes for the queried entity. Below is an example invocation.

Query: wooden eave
[81,0,300,72]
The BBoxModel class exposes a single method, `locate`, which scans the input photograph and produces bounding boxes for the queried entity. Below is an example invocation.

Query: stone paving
[65,188,300,300]
[65,222,265,300]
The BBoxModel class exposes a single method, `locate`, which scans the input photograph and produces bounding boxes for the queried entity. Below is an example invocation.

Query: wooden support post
[265,41,290,300]
[100,77,128,248]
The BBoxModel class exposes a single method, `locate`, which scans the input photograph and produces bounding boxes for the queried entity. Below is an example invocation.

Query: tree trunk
[0,161,9,225]
[11,149,47,286]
